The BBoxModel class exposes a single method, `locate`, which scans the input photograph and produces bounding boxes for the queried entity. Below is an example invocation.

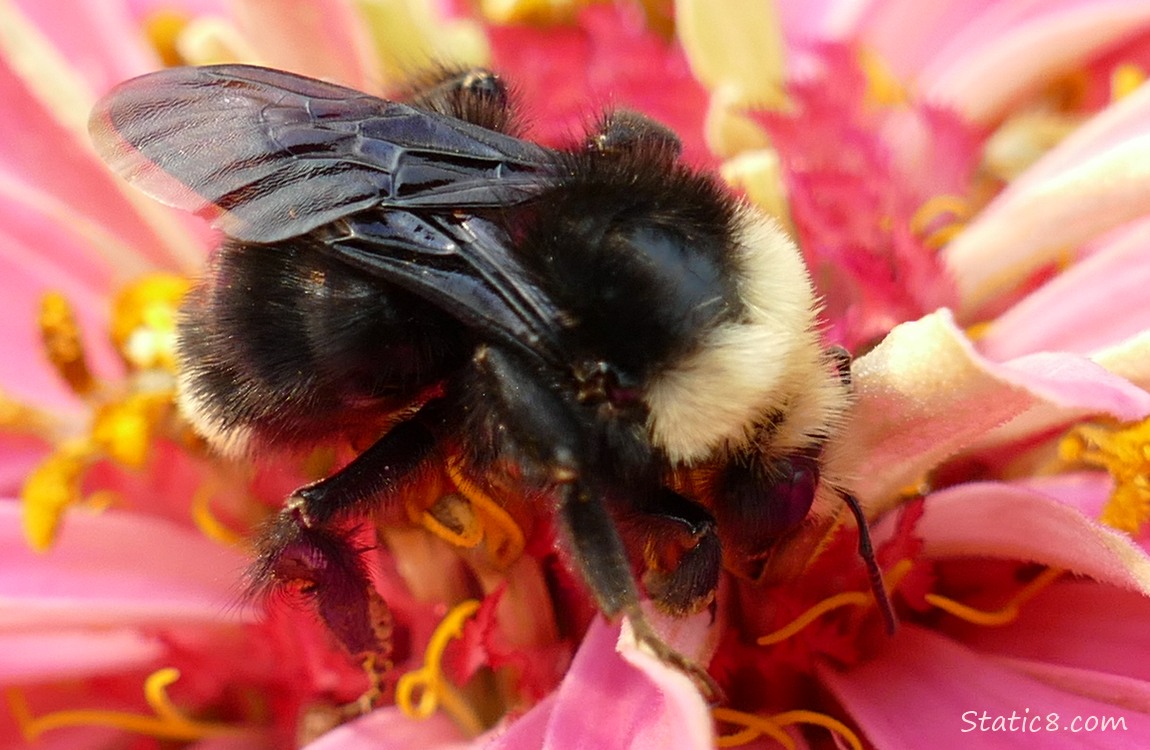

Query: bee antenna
[842,493,898,635]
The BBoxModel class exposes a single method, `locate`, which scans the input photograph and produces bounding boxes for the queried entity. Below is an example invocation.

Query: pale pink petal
[0,58,200,272]
[0,436,51,496]
[846,0,1001,77]
[846,310,1150,511]
[918,2,1150,124]
[11,0,158,91]
[959,580,1150,684]
[0,500,253,628]
[483,616,714,749]
[915,481,1150,594]
[821,625,1150,749]
[1094,332,1150,392]
[944,82,1150,315]
[0,629,163,683]
[232,0,375,88]
[302,707,467,750]
[978,217,1150,360]
[990,658,1150,715]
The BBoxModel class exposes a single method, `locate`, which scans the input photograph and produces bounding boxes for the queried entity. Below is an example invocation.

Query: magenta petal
[821,625,1150,749]
[0,629,163,683]
[484,617,714,750]
[991,658,1150,715]
[302,707,467,750]
[0,500,253,627]
[960,580,1150,684]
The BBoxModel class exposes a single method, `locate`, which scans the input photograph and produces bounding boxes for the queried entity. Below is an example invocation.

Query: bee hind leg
[247,401,449,657]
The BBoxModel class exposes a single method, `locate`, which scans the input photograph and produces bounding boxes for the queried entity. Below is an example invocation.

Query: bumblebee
[90,65,892,696]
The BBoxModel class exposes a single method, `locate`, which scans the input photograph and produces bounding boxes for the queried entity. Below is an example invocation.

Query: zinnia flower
[3,1,1150,749]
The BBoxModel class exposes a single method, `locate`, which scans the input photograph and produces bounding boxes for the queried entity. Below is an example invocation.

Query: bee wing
[89,64,554,243]
[321,213,568,365]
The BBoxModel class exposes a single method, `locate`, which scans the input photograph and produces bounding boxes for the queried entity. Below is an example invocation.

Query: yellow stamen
[421,494,485,549]
[143,9,191,66]
[446,455,525,568]
[756,592,872,646]
[757,560,913,646]
[39,292,96,397]
[1061,418,1150,535]
[713,707,794,749]
[110,274,190,372]
[395,599,485,735]
[910,195,970,250]
[859,48,907,106]
[21,438,93,551]
[713,707,865,750]
[0,387,59,437]
[925,567,1063,626]
[5,668,244,742]
[480,0,583,24]
[1111,63,1146,102]
[90,391,172,469]
[191,484,248,547]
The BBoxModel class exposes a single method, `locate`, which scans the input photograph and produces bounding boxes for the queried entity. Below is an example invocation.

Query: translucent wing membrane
[89,64,554,243]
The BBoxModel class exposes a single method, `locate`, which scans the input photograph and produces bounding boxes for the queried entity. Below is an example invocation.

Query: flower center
[1061,417,1150,535]
[18,275,188,550]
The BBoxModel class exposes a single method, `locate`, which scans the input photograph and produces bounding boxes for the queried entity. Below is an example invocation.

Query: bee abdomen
[176,238,468,455]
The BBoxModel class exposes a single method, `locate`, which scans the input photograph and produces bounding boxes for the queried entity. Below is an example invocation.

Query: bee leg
[617,488,721,617]
[587,109,682,160]
[405,66,513,133]
[557,482,722,701]
[471,346,722,700]
[247,401,448,657]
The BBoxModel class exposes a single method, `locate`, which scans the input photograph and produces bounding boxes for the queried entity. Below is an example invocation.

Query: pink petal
[232,0,375,88]
[916,481,1150,594]
[944,82,1150,315]
[1009,473,1113,519]
[821,625,1150,749]
[846,0,1002,79]
[990,658,1150,715]
[302,707,467,750]
[978,217,1150,360]
[959,580,1150,684]
[846,310,1150,510]
[483,616,714,750]
[0,629,163,683]
[0,499,253,628]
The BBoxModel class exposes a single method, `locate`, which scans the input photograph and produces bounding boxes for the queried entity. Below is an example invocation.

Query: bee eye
[717,453,819,547]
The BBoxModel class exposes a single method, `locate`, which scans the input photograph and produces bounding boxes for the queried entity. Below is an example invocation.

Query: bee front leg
[617,488,722,618]
[470,346,722,700]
